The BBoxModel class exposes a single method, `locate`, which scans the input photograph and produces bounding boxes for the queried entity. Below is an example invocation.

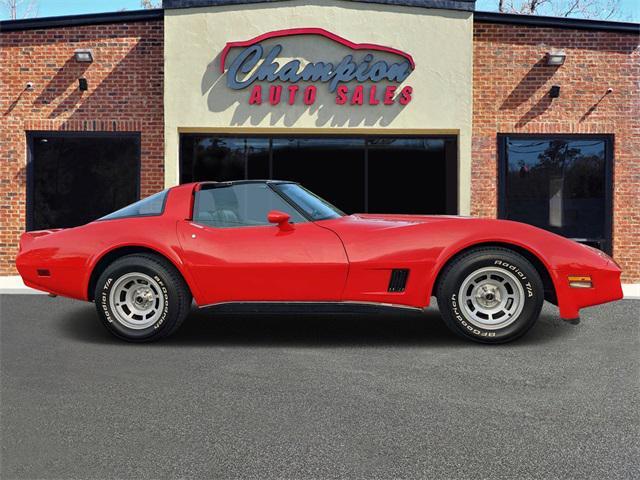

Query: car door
[176,182,349,305]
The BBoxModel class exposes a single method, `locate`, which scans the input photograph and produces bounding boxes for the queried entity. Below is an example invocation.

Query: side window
[99,190,168,221]
[193,183,307,228]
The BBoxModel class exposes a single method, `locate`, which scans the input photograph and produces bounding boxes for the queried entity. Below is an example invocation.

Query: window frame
[26,131,141,231]
[497,133,614,254]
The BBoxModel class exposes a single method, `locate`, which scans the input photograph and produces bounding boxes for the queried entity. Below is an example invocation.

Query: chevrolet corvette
[16,180,623,343]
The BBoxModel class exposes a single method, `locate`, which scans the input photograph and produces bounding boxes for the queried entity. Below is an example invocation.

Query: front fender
[429,220,622,319]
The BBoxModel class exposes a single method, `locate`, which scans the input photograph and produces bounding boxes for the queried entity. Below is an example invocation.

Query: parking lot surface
[1,295,638,479]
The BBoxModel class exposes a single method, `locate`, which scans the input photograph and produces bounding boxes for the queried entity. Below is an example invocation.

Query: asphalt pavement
[1,295,638,479]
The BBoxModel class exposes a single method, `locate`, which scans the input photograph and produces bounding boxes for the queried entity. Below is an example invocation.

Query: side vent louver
[388,269,409,293]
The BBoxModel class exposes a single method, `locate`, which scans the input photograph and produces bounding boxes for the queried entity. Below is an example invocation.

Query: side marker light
[568,275,592,288]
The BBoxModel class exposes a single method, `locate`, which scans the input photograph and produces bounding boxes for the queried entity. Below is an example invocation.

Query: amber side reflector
[568,275,592,288]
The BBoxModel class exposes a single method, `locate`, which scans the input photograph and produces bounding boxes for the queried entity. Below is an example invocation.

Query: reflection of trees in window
[193,138,243,181]
[182,137,270,182]
[507,139,604,203]
[503,136,608,245]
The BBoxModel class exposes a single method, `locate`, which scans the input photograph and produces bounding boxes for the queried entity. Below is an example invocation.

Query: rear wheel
[94,254,191,342]
[436,247,544,344]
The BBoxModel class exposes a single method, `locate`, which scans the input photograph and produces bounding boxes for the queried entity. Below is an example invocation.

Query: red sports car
[16,181,623,343]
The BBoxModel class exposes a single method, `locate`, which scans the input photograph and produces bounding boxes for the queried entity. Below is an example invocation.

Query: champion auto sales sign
[219,28,414,106]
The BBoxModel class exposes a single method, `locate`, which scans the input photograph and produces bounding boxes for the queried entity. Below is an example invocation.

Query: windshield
[273,183,345,221]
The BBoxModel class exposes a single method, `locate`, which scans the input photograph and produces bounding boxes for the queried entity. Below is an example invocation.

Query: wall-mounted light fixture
[546,49,566,66]
[78,78,88,91]
[74,49,93,63]
[549,85,561,98]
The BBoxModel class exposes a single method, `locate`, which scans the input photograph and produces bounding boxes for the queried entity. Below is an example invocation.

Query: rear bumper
[16,239,89,301]
[554,261,623,320]
[16,262,88,299]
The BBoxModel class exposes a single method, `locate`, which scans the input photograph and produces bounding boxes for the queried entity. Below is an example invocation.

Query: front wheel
[94,254,192,342]
[436,247,544,344]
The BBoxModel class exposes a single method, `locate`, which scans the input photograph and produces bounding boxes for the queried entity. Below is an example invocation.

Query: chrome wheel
[458,266,525,330]
[109,272,165,330]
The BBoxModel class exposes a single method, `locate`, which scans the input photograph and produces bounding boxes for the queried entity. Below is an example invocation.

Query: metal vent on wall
[388,269,409,293]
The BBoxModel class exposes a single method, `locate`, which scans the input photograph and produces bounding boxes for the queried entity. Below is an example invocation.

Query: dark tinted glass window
[194,183,306,228]
[29,134,139,230]
[180,137,269,183]
[100,190,167,221]
[272,138,365,214]
[180,135,457,216]
[501,136,611,251]
[368,138,449,214]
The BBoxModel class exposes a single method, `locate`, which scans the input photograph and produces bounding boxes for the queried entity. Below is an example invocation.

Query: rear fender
[85,239,203,303]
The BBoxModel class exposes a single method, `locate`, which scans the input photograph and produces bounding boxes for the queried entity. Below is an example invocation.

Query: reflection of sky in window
[369,139,444,151]
[195,137,444,153]
[196,138,269,156]
[271,138,444,152]
[273,138,364,150]
[507,139,604,171]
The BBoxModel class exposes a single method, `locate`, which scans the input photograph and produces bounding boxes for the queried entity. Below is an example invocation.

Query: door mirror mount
[267,210,293,230]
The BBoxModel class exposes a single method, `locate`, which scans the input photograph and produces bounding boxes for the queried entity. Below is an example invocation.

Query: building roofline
[1,5,637,34]
[474,11,640,34]
[0,8,163,32]
[162,0,475,12]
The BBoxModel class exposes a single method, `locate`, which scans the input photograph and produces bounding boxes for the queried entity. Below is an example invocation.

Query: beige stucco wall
[164,0,473,214]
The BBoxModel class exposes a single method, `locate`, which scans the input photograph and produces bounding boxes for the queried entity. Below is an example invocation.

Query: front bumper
[554,259,623,320]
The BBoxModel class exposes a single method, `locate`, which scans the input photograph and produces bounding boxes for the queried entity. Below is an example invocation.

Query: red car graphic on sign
[16,181,623,343]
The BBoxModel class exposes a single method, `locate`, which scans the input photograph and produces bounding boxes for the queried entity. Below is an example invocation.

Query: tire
[436,247,544,344]
[94,254,192,342]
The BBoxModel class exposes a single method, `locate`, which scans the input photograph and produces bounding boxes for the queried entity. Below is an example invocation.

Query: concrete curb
[622,283,640,300]
[0,276,46,294]
[1,275,639,299]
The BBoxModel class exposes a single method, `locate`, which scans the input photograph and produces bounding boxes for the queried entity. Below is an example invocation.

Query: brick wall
[472,22,640,282]
[0,20,164,275]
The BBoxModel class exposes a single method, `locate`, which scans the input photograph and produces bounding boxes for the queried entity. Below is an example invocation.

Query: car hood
[323,214,474,233]
[318,213,613,271]
[351,213,472,225]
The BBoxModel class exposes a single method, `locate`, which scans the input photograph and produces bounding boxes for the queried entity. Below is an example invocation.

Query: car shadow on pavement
[58,302,573,347]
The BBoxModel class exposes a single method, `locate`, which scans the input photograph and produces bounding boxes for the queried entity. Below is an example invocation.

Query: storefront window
[180,137,269,183]
[180,135,457,216]
[368,138,451,214]
[499,135,612,253]
[271,138,365,214]
[28,133,139,231]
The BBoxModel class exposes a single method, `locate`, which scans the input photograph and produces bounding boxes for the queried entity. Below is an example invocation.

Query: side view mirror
[267,210,293,230]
